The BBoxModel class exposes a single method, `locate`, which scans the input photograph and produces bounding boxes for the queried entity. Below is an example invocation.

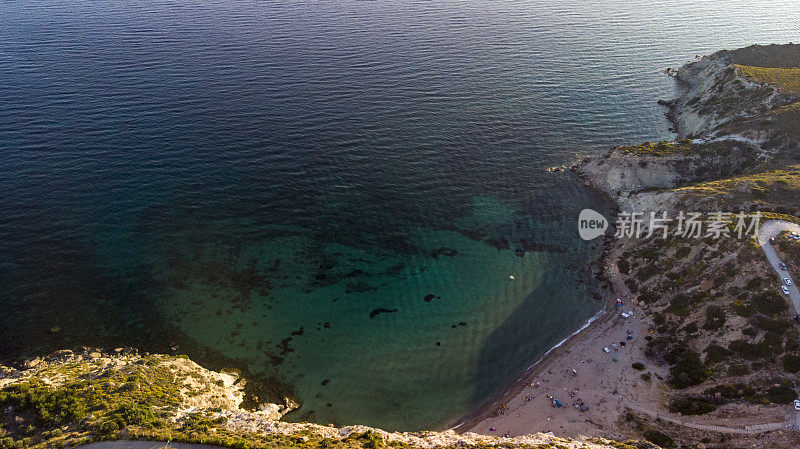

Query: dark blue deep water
[1,0,798,431]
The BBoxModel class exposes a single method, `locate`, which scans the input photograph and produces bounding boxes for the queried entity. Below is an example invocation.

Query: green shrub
[618,258,630,275]
[98,420,120,436]
[704,344,731,364]
[669,397,717,415]
[787,333,800,351]
[703,305,726,331]
[729,339,762,360]
[644,430,676,448]
[733,298,756,317]
[113,401,156,426]
[667,293,694,317]
[181,413,225,432]
[762,331,785,353]
[638,290,658,303]
[751,315,789,333]
[667,347,710,389]
[631,362,645,371]
[636,265,660,282]
[745,277,764,290]
[783,354,800,373]
[0,381,86,427]
[728,364,750,376]
[706,383,755,400]
[230,441,251,449]
[754,291,789,315]
[767,385,796,404]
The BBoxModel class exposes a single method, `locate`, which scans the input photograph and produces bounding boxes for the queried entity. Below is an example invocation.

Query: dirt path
[624,404,786,435]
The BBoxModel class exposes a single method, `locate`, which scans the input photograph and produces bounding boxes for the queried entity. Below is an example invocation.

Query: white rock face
[669,54,779,139]
[580,151,682,197]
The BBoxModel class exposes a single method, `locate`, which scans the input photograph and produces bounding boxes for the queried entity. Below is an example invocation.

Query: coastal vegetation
[722,43,800,68]
[574,43,800,448]
[771,101,800,139]
[614,139,732,158]
[674,165,800,213]
[0,350,649,449]
[735,65,800,94]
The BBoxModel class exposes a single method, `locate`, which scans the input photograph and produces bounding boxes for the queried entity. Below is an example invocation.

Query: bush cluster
[667,347,709,389]
[668,397,717,415]
[0,381,86,427]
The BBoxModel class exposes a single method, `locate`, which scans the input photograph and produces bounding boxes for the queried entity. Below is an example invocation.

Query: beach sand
[463,243,669,440]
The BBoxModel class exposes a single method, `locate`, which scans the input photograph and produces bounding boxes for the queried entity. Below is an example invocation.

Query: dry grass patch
[735,65,800,94]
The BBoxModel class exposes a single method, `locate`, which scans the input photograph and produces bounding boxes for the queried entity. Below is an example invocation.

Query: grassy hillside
[720,43,800,68]
[674,165,800,215]
[771,101,800,139]
[735,65,800,94]
[614,139,738,157]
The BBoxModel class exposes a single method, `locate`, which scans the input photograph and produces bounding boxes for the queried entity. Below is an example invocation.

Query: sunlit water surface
[1,0,799,430]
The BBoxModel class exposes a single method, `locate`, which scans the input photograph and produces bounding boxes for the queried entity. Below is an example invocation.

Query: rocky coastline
[2,43,799,449]
[465,43,800,449]
[0,348,648,449]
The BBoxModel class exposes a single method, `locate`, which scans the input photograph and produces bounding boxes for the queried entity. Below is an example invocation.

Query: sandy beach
[461,241,668,439]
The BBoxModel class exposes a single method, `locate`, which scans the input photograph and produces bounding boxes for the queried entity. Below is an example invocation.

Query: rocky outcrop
[0,347,297,422]
[577,138,764,212]
[666,54,779,139]
[0,349,645,449]
[579,44,800,210]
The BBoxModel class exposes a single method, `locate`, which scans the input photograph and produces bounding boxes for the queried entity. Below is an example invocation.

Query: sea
[1,0,798,431]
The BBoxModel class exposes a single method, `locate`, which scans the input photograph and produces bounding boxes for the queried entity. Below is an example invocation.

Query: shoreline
[450,304,614,433]
[452,165,624,434]
[451,233,621,433]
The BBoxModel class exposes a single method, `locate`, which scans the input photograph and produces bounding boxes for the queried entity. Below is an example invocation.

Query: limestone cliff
[0,349,655,449]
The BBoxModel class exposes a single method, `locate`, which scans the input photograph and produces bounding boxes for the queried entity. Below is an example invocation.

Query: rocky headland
[0,348,651,449]
[3,44,800,449]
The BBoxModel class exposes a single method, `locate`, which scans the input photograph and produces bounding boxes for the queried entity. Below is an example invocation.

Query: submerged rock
[369,308,398,319]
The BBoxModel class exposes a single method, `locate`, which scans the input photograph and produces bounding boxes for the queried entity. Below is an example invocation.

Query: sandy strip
[458,238,669,439]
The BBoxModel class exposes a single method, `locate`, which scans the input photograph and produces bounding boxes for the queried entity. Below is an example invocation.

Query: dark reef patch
[431,247,459,259]
[369,308,398,319]
[345,281,376,294]
[385,263,405,275]
[518,238,567,254]
[277,336,294,357]
[485,237,510,250]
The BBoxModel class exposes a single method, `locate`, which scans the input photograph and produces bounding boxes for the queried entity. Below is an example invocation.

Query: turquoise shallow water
[1,0,799,431]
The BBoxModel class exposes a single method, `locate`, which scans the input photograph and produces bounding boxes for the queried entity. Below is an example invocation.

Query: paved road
[758,220,800,432]
[757,220,800,315]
